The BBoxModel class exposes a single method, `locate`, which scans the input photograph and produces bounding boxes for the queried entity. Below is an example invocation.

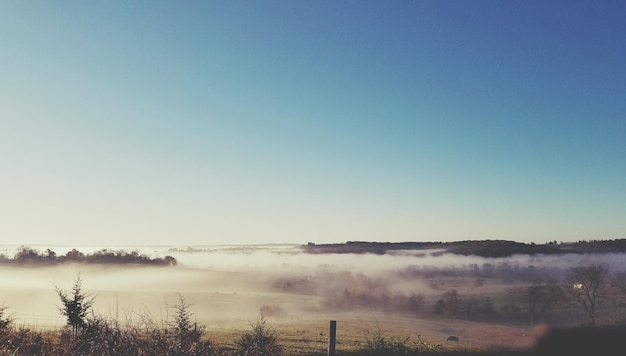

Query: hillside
[302,239,626,257]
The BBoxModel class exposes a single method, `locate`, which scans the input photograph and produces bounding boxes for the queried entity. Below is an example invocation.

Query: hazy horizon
[4,243,626,332]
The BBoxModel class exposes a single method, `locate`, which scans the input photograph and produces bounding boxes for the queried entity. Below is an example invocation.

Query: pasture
[2,244,626,354]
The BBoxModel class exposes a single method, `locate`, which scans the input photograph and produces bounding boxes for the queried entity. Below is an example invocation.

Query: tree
[15,246,44,264]
[521,284,544,323]
[478,297,498,320]
[45,248,57,262]
[563,264,609,327]
[54,274,95,336]
[408,292,425,317]
[443,289,461,318]
[172,293,204,352]
[64,248,85,262]
[0,305,13,349]
[433,299,445,315]
[0,305,13,335]
[163,255,178,266]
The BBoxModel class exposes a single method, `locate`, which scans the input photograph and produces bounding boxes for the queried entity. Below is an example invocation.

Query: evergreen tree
[54,274,94,336]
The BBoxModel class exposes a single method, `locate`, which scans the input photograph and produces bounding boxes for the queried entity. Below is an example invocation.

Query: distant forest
[0,246,177,266]
[302,239,626,257]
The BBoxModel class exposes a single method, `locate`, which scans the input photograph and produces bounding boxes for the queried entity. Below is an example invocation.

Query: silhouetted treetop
[301,239,626,257]
[444,240,560,257]
[0,246,177,266]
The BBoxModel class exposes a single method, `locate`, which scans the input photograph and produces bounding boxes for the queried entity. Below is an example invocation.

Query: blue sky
[1,1,625,246]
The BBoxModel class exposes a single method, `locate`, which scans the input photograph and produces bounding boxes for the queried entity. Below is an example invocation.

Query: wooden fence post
[328,320,337,356]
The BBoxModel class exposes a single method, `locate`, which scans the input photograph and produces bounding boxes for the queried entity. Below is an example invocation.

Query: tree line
[303,239,626,257]
[418,265,626,327]
[0,246,177,266]
[274,264,626,328]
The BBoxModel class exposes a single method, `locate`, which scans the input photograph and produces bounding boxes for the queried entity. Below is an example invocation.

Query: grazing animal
[447,336,459,343]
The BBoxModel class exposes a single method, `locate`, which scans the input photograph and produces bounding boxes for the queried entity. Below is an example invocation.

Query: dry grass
[202,311,538,355]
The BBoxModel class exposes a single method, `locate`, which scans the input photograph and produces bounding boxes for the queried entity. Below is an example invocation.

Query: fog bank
[2,244,626,329]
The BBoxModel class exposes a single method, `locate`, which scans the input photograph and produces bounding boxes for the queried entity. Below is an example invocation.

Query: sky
[1,1,625,246]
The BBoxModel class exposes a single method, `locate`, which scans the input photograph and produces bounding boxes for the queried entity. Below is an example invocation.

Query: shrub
[0,305,14,345]
[360,320,416,355]
[358,319,444,355]
[0,305,12,332]
[235,313,281,355]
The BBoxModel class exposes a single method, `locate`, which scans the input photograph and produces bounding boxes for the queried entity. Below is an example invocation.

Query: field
[2,243,626,354]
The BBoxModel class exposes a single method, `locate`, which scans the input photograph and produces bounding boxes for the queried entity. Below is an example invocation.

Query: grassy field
[202,311,539,355]
[3,246,626,354]
[1,269,611,355]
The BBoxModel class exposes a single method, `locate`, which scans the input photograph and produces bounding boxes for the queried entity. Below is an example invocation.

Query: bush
[360,320,415,355]
[235,313,282,355]
[358,319,443,355]
[361,334,415,355]
[0,305,12,332]
[0,305,14,346]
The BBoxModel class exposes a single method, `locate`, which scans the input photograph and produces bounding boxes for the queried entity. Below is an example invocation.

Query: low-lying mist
[2,244,626,330]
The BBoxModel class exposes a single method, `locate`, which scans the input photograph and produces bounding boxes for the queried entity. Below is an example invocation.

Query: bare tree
[54,274,95,336]
[563,264,609,327]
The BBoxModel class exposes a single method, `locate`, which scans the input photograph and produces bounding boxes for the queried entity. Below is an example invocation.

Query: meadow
[2,243,626,354]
